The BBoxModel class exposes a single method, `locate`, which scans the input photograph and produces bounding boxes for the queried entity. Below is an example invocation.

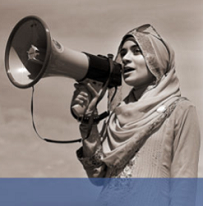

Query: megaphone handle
[71,79,103,118]
[81,57,115,141]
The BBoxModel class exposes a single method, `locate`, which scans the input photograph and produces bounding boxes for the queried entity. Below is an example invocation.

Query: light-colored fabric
[100,26,181,174]
[116,100,200,178]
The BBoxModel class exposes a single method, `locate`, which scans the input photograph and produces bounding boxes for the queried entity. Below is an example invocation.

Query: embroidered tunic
[77,99,200,178]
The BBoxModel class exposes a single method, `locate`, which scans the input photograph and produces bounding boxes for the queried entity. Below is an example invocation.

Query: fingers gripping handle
[71,79,103,118]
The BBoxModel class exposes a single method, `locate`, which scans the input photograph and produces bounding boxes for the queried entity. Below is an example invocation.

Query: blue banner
[0,178,202,206]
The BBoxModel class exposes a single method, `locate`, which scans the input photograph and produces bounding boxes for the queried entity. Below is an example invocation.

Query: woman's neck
[133,85,150,100]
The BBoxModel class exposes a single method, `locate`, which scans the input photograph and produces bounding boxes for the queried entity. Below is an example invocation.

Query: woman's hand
[71,82,100,118]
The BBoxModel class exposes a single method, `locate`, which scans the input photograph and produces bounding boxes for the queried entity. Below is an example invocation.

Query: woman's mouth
[124,67,135,74]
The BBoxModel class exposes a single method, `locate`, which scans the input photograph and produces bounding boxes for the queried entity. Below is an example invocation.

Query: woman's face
[120,40,155,88]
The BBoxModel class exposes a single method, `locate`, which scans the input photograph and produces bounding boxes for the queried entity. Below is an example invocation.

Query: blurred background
[0,0,202,177]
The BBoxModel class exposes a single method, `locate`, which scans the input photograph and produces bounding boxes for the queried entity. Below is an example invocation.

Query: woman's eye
[132,46,141,54]
[120,50,127,57]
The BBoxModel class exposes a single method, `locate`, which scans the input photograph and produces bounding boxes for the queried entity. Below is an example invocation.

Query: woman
[71,24,200,205]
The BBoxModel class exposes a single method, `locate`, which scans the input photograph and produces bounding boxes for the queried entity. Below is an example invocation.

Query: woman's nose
[122,52,132,65]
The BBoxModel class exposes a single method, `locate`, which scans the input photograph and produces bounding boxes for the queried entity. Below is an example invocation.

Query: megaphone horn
[5,15,122,89]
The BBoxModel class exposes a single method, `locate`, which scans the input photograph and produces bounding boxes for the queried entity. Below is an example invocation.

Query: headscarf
[101,24,181,175]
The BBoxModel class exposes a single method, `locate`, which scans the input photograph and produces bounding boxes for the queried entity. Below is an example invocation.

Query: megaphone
[5,16,122,88]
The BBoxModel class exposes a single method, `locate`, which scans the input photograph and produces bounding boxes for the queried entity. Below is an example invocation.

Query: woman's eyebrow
[131,44,139,48]
[120,48,126,52]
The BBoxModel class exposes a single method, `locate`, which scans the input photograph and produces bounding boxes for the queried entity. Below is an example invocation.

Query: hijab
[101,24,181,175]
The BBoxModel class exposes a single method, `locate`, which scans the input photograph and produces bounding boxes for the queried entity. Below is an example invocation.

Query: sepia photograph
[0,0,202,205]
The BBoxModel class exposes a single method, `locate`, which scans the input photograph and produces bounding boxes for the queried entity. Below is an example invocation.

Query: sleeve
[76,123,107,182]
[170,104,201,206]
[171,104,200,177]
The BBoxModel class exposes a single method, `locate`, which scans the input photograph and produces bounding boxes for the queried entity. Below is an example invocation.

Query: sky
[0,0,203,177]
